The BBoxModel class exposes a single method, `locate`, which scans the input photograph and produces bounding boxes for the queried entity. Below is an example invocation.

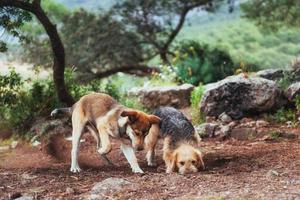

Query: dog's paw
[70,165,81,173]
[147,162,157,167]
[132,168,144,174]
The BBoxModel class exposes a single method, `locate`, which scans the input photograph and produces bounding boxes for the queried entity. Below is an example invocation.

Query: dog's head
[170,144,205,175]
[120,110,160,151]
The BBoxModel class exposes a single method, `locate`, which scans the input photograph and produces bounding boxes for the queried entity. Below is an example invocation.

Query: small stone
[240,117,253,124]
[256,120,269,128]
[15,196,33,200]
[31,140,41,147]
[89,178,134,200]
[66,187,74,194]
[205,116,216,123]
[266,170,279,177]
[220,125,232,136]
[195,123,218,137]
[219,112,232,124]
[11,141,18,149]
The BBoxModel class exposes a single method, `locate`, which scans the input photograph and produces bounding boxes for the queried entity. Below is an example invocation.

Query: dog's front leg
[120,142,144,173]
[97,125,112,155]
[145,124,160,167]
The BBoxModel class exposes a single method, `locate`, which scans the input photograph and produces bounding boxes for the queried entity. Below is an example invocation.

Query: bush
[0,68,147,135]
[190,84,205,125]
[173,40,236,85]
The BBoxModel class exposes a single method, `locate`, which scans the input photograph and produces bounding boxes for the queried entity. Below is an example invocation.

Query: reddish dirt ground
[1,127,300,200]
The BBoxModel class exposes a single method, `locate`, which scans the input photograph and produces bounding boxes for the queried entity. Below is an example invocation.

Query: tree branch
[92,65,160,79]
[1,0,75,105]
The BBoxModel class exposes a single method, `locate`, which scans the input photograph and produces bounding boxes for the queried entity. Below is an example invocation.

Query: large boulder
[255,69,285,81]
[285,82,300,101]
[200,74,285,119]
[129,84,194,109]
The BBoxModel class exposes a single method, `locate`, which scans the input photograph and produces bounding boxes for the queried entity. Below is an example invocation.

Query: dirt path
[1,129,300,200]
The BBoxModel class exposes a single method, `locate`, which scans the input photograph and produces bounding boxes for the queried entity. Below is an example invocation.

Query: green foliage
[0,6,32,52]
[180,18,300,69]
[242,0,300,30]
[268,131,282,140]
[120,96,148,113]
[272,108,297,123]
[295,95,300,113]
[0,68,147,135]
[190,84,205,125]
[0,69,59,131]
[173,40,236,85]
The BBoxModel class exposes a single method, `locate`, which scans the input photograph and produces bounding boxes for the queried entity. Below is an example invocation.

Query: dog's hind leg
[145,124,160,167]
[86,125,100,149]
[70,111,86,173]
[121,141,144,173]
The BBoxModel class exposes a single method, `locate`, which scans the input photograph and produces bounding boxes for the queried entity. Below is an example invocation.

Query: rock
[256,69,284,81]
[219,112,232,124]
[231,127,257,140]
[266,170,279,178]
[195,123,218,137]
[255,120,269,128]
[220,125,232,136]
[200,74,284,119]
[285,82,300,101]
[0,146,9,152]
[88,178,133,200]
[66,187,75,194]
[10,141,18,149]
[15,196,33,200]
[21,173,37,180]
[129,84,194,109]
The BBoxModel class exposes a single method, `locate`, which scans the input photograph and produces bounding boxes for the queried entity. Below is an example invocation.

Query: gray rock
[15,196,33,200]
[256,120,269,128]
[256,69,284,81]
[231,127,257,140]
[89,178,133,200]
[195,123,218,137]
[129,84,194,109]
[219,112,232,124]
[285,82,300,101]
[200,74,284,119]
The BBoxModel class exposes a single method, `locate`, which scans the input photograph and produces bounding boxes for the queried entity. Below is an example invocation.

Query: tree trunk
[0,0,75,106]
[34,6,74,106]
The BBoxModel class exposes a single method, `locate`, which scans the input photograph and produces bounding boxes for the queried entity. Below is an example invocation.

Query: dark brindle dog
[145,107,205,174]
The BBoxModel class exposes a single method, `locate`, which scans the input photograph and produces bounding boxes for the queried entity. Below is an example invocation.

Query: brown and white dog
[51,92,160,173]
[145,107,205,174]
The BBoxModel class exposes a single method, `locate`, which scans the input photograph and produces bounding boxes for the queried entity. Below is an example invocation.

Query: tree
[20,7,159,82]
[242,0,300,30]
[113,0,219,64]
[0,0,74,106]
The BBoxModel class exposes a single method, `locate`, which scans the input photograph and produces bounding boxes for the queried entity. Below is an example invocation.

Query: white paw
[70,165,81,173]
[147,161,157,167]
[132,168,144,174]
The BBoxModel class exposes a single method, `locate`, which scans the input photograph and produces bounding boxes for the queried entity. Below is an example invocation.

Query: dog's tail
[51,107,72,117]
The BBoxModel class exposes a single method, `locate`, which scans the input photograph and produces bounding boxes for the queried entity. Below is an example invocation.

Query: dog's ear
[121,110,138,124]
[148,115,161,124]
[196,150,205,170]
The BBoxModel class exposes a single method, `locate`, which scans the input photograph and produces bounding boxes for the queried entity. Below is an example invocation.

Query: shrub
[190,84,205,125]
[268,130,282,140]
[172,40,236,85]
[273,108,296,123]
[0,68,147,136]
